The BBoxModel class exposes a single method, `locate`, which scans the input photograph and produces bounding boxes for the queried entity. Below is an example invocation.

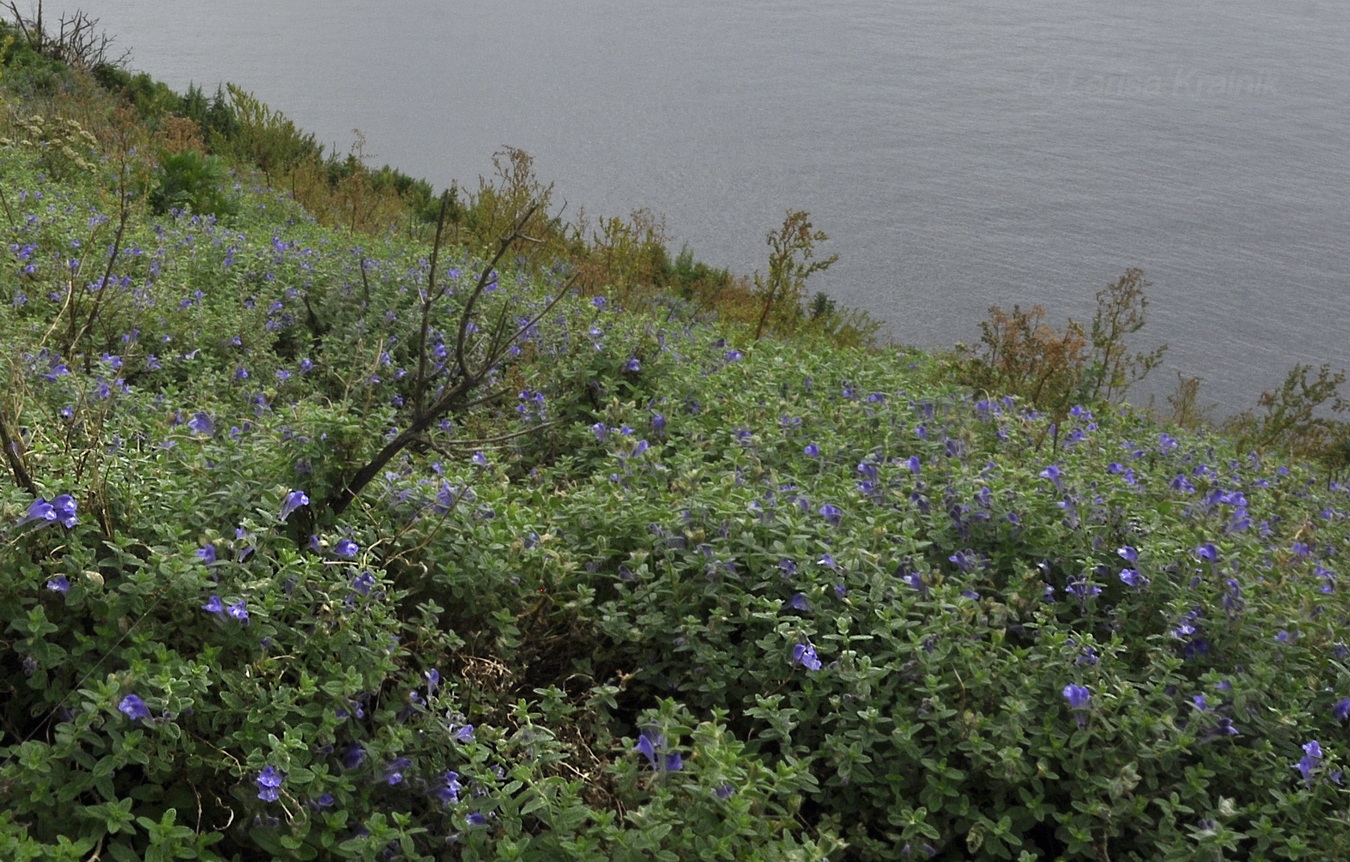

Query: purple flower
[353,571,376,596]
[1334,699,1350,722]
[1117,546,1138,563]
[279,490,309,521]
[818,503,843,527]
[625,357,641,372]
[1066,576,1102,601]
[227,600,249,622]
[436,771,463,804]
[784,593,811,612]
[256,765,284,802]
[792,643,822,671]
[118,694,152,722]
[341,744,366,769]
[1297,740,1323,785]
[197,544,217,565]
[334,538,359,559]
[46,575,70,593]
[1118,568,1148,589]
[451,724,475,743]
[634,732,683,772]
[1039,465,1065,491]
[1196,543,1219,562]
[187,412,214,436]
[904,569,927,596]
[1063,683,1093,728]
[803,443,820,458]
[466,812,489,828]
[19,494,78,530]
[384,757,412,785]
[202,595,224,614]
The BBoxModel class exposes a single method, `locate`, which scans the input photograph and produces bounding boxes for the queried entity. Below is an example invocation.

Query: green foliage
[1083,268,1167,403]
[954,270,1166,447]
[147,149,237,219]
[1224,363,1350,474]
[5,33,1350,862]
[210,83,322,184]
[0,17,78,97]
[752,209,838,340]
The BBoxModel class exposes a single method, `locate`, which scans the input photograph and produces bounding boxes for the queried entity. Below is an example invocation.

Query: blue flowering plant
[3,35,1350,862]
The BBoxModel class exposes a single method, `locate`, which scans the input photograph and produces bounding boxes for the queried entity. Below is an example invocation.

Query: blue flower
[227,600,249,622]
[903,570,927,596]
[341,744,365,769]
[436,771,463,804]
[187,412,214,436]
[803,443,820,458]
[279,490,309,521]
[19,494,78,530]
[1063,684,1093,728]
[384,757,412,785]
[1297,740,1323,786]
[1062,684,1091,711]
[784,593,811,612]
[634,732,683,772]
[451,724,475,743]
[1118,568,1148,589]
[197,544,217,565]
[1334,699,1350,722]
[256,765,284,802]
[1039,465,1065,491]
[118,694,151,722]
[334,538,359,559]
[202,595,224,614]
[818,503,843,527]
[466,812,489,828]
[792,643,822,671]
[46,575,70,593]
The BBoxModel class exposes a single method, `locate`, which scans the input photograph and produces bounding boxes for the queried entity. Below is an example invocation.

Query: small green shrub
[148,149,237,219]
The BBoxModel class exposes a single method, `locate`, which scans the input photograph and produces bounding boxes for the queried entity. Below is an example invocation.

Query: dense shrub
[4,37,1350,862]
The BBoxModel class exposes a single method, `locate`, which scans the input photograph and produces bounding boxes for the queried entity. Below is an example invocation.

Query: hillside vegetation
[3,12,1350,861]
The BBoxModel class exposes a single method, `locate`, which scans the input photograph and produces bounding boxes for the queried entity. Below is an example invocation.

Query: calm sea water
[62,0,1350,412]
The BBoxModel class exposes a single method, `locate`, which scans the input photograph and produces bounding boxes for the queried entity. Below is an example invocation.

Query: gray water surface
[64,0,1350,411]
